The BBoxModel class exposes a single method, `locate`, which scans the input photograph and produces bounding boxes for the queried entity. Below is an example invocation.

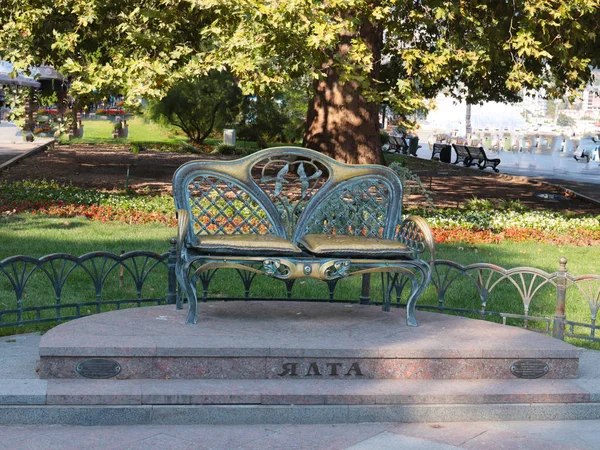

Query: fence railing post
[553,257,567,340]
[359,273,371,304]
[166,238,178,305]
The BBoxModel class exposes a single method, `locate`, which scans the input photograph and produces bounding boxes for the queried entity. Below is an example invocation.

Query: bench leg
[381,273,393,312]
[284,279,296,299]
[405,282,420,327]
[176,262,198,324]
[405,262,432,327]
[359,274,371,304]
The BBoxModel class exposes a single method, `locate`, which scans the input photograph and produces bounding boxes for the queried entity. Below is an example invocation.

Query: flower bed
[33,123,56,135]
[2,180,599,245]
[95,108,126,116]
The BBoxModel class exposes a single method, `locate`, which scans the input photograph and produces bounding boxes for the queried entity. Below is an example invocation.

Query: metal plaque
[510,359,549,379]
[76,358,121,379]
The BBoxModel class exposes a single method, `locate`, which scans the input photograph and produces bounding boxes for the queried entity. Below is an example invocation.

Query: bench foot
[406,314,418,327]
[185,310,198,324]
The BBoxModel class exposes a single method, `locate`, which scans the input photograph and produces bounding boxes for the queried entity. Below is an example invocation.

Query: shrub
[211,143,240,156]
[380,130,390,147]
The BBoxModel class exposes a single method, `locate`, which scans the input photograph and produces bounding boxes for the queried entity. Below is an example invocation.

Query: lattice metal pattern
[397,216,431,257]
[0,249,176,328]
[188,175,275,236]
[303,178,391,237]
[251,156,329,237]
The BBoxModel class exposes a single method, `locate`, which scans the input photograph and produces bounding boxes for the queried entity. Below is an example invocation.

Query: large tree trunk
[304,19,384,165]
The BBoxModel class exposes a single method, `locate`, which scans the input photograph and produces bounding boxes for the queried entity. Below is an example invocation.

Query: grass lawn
[3,215,598,271]
[60,117,276,152]
[59,117,293,150]
[59,117,188,144]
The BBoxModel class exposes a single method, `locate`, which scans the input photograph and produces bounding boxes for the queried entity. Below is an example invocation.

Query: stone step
[3,378,600,425]
[3,402,600,426]
[39,304,582,381]
[3,378,596,406]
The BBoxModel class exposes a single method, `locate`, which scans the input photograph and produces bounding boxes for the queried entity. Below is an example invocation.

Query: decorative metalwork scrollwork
[397,216,435,261]
[320,260,351,280]
[262,259,293,279]
[256,157,327,237]
[430,260,558,331]
[187,175,276,236]
[566,274,600,322]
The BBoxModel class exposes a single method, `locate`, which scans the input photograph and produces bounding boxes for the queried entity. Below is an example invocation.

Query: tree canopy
[1,0,599,162]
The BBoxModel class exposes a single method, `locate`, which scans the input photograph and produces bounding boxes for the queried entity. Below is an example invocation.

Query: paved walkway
[415,143,600,204]
[2,419,600,449]
[0,139,54,170]
[2,333,600,449]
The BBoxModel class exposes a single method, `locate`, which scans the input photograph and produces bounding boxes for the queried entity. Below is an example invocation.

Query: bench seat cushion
[298,234,411,258]
[193,235,303,256]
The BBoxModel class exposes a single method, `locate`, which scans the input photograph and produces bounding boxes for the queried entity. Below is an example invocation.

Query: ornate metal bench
[173,147,435,326]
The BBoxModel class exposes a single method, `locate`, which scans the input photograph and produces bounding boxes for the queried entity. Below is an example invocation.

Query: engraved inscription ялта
[278,362,363,377]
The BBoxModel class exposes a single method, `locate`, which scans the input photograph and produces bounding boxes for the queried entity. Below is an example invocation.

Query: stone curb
[2,378,598,407]
[2,403,600,426]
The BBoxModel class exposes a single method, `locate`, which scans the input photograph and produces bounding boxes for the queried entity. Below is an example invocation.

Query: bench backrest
[389,135,408,150]
[452,144,471,159]
[432,143,451,152]
[466,146,486,159]
[173,147,404,246]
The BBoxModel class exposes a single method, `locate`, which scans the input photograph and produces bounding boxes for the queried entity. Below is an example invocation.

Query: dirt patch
[1,143,598,215]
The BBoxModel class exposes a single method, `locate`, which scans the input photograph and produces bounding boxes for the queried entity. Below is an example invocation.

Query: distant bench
[451,144,501,172]
[388,135,420,156]
[431,143,451,162]
[388,135,409,154]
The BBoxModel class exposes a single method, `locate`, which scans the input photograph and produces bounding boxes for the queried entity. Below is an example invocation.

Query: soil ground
[1,143,599,215]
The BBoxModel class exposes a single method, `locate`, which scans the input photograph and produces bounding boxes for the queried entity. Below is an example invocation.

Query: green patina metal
[172,146,436,326]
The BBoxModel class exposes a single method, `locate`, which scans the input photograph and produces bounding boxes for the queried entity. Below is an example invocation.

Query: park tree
[557,113,576,127]
[237,80,311,147]
[150,71,242,145]
[1,0,599,164]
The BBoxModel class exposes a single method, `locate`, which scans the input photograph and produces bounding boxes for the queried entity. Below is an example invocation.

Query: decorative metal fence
[0,241,177,328]
[1,245,599,343]
[426,258,600,342]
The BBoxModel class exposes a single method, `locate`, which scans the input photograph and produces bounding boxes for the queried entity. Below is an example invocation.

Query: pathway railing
[1,243,599,343]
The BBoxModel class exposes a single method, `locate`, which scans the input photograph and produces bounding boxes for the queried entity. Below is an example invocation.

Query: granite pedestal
[39,302,580,383]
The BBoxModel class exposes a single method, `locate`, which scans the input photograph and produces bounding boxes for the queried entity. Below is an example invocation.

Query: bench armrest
[397,215,435,264]
[176,209,190,261]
